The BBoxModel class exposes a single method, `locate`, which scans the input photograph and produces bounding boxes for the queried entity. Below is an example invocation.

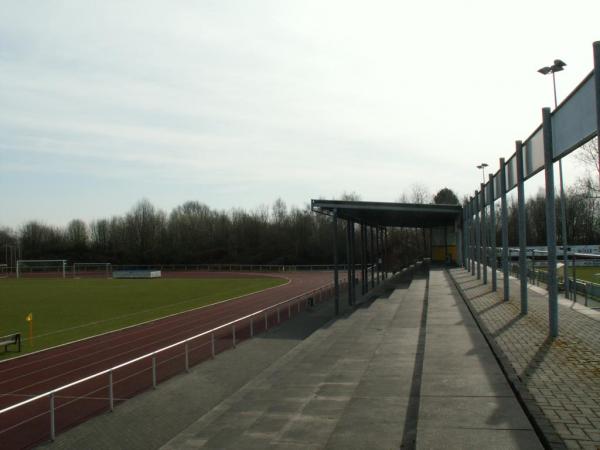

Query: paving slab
[415,270,542,450]
[450,266,600,450]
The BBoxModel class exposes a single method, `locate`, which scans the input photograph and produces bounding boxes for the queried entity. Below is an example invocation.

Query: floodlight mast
[476,163,488,184]
[538,58,569,297]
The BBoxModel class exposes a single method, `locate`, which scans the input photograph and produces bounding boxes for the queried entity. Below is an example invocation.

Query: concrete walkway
[42,268,541,449]
[450,267,600,450]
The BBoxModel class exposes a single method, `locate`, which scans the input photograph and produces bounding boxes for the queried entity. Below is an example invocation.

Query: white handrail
[0,280,342,415]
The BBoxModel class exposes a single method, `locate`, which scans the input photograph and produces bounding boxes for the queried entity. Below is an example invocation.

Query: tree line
[1,173,597,269]
[1,199,345,266]
[502,180,600,247]
[0,187,457,268]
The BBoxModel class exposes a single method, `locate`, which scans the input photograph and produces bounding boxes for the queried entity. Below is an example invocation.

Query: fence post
[152,356,157,388]
[265,311,268,330]
[232,325,236,347]
[48,392,56,441]
[211,333,215,358]
[277,306,280,323]
[585,283,590,307]
[185,342,189,372]
[250,317,254,337]
[288,303,291,319]
[109,371,114,411]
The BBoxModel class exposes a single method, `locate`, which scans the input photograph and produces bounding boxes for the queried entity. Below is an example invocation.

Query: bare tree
[272,198,287,225]
[66,219,88,250]
[339,191,361,201]
[575,137,599,193]
[396,193,409,203]
[410,183,430,204]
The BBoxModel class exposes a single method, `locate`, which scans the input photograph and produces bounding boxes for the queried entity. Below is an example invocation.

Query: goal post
[16,260,67,278]
[0,264,7,278]
[72,262,112,278]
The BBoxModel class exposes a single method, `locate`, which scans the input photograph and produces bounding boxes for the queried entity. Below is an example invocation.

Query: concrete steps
[162,274,424,449]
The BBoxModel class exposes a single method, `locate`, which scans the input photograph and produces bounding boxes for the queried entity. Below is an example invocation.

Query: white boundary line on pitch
[0,272,291,366]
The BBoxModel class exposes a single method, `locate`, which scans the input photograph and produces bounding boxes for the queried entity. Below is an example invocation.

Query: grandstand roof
[310,199,462,228]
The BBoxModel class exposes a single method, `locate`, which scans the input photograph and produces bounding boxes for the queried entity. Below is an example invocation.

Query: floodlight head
[538,66,552,75]
[553,59,566,68]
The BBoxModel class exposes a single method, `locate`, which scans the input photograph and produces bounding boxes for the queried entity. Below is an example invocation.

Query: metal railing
[0,279,348,449]
[510,263,600,307]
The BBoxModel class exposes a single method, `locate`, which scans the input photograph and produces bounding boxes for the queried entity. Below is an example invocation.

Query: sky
[1,0,599,228]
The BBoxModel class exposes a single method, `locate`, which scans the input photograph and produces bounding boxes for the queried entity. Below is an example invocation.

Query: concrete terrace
[43,268,542,449]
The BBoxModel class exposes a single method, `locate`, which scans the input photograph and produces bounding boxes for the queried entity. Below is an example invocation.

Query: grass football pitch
[0,277,285,360]
[566,267,600,283]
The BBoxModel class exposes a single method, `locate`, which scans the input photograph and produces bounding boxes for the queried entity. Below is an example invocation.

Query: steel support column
[333,209,340,316]
[382,228,387,278]
[516,141,528,314]
[350,222,356,304]
[500,158,510,301]
[470,201,474,271]
[475,192,481,279]
[467,200,471,272]
[465,204,470,270]
[379,228,384,280]
[480,183,488,285]
[462,206,467,269]
[346,219,352,306]
[377,227,382,283]
[380,228,384,280]
[364,223,368,293]
[381,227,387,280]
[362,223,367,294]
[469,197,477,276]
[370,227,375,288]
[542,108,559,337]
[595,42,600,194]
[489,174,497,291]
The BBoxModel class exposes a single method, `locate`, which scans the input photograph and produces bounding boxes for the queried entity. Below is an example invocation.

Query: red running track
[0,270,339,449]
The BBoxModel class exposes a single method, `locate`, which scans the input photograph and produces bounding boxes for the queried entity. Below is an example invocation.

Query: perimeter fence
[507,249,600,307]
[3,263,354,278]
[0,279,347,449]
[463,40,600,336]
